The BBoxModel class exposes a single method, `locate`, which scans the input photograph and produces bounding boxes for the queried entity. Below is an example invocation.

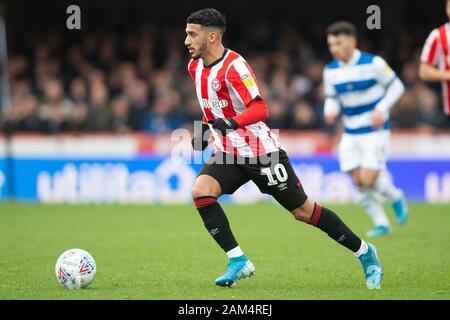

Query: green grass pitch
[0,202,449,300]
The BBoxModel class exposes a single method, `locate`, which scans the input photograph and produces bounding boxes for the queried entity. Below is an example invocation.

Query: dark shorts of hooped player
[197,149,308,211]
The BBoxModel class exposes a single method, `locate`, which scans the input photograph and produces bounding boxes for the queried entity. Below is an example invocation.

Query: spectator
[86,83,110,131]
[266,98,289,129]
[2,19,448,134]
[289,100,318,130]
[110,96,132,133]
[39,78,74,124]
[141,89,182,133]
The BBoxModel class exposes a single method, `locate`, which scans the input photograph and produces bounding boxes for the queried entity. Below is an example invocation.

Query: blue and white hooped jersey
[323,49,397,134]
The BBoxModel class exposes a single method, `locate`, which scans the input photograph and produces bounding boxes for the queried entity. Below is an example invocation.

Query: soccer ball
[55,248,96,289]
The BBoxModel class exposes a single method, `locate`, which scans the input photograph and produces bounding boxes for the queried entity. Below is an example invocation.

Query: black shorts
[197,149,308,211]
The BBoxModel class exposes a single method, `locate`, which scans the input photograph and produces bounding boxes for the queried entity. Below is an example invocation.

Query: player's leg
[342,134,391,237]
[352,168,391,237]
[362,130,408,225]
[192,152,254,287]
[249,150,382,289]
[374,171,408,224]
[291,199,382,289]
[369,135,409,225]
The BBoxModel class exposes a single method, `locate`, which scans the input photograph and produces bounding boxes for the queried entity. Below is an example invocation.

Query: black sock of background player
[194,197,239,253]
[308,203,362,252]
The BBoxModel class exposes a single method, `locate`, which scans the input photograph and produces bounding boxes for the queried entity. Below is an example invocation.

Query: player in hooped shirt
[323,22,409,238]
[419,0,450,116]
[185,8,382,289]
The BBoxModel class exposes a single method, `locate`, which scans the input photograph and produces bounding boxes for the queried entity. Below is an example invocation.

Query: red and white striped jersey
[188,49,281,157]
[421,23,450,115]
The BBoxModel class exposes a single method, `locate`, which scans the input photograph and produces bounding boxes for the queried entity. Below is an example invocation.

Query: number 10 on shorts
[261,164,288,186]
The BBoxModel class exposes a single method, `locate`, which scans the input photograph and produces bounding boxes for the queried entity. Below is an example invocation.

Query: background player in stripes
[185,8,382,289]
[323,21,409,238]
[419,0,450,116]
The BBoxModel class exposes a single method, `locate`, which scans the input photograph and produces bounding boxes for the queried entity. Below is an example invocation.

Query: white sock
[226,246,244,259]
[359,188,391,227]
[354,239,368,257]
[374,171,403,203]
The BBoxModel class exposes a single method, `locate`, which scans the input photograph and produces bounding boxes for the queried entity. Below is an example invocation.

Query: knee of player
[360,177,377,189]
[292,211,310,222]
[352,176,365,188]
[191,185,207,199]
[191,184,219,199]
[291,200,314,222]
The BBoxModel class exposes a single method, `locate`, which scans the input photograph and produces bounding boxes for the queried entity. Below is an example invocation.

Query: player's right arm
[419,28,450,82]
[323,68,341,124]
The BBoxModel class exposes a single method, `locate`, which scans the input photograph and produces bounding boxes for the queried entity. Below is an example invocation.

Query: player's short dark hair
[186,8,226,34]
[326,21,357,38]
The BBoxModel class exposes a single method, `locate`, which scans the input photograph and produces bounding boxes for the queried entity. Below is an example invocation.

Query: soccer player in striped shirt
[185,9,382,289]
[419,0,450,116]
[323,21,409,238]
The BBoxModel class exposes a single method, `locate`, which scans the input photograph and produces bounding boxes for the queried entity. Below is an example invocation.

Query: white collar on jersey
[338,49,361,67]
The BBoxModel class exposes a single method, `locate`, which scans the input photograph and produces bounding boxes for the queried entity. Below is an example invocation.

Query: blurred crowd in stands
[2,19,449,135]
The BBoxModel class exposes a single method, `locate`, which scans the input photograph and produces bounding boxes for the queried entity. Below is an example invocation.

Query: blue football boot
[358,243,383,289]
[366,225,391,238]
[215,255,255,287]
[392,194,409,225]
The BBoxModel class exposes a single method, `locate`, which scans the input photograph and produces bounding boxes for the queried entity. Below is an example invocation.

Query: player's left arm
[208,60,268,135]
[372,57,405,128]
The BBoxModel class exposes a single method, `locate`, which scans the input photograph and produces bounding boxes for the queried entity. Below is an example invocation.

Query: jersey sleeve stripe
[226,64,255,107]
[438,25,450,69]
[426,37,439,65]
[188,59,199,81]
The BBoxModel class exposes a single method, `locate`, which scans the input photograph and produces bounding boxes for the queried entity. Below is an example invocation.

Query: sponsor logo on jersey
[201,99,228,108]
[384,65,393,76]
[241,73,256,88]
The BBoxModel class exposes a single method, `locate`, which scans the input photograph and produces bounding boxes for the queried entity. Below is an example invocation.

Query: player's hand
[191,123,211,151]
[372,109,385,129]
[324,112,337,125]
[207,118,238,136]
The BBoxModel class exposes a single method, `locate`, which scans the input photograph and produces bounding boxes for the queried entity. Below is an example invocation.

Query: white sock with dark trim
[354,239,368,257]
[226,246,244,259]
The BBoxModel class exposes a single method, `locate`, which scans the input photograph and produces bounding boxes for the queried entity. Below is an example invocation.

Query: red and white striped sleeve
[421,29,441,67]
[187,58,199,80]
[226,58,262,107]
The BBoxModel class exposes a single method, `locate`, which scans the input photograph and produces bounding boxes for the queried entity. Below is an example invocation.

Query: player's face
[185,23,208,59]
[327,34,356,62]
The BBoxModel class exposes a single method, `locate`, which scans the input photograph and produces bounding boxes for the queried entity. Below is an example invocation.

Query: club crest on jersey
[211,78,221,91]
